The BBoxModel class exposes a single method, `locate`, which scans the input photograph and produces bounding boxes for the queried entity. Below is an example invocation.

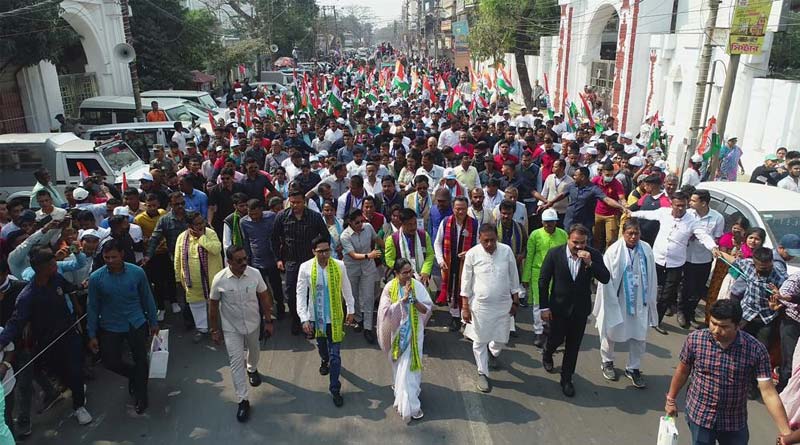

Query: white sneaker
[75,406,92,425]
[171,303,182,313]
[157,310,165,322]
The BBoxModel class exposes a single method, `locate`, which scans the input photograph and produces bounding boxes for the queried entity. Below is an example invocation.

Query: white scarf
[398,231,424,274]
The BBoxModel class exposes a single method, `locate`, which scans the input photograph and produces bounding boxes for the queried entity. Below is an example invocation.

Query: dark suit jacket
[538,245,610,318]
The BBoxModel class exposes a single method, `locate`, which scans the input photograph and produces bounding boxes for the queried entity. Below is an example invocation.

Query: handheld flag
[695,116,721,160]
[496,65,515,95]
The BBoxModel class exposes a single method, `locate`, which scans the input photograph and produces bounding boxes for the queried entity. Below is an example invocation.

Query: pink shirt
[453,143,474,157]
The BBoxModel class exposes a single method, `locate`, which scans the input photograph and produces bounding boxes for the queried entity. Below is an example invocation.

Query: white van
[0,133,150,203]
[81,121,181,161]
[141,90,224,114]
[79,96,212,129]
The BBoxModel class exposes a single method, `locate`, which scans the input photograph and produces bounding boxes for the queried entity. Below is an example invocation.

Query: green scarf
[310,259,345,342]
[389,278,422,372]
[231,211,243,247]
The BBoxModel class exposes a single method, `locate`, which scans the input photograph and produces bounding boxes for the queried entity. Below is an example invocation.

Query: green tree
[769,11,800,80]
[129,0,222,89]
[0,1,80,72]
[468,0,559,107]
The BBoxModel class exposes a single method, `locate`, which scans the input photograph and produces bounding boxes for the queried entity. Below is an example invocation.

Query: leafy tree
[468,0,559,107]
[208,38,267,78]
[129,0,222,89]
[0,1,80,72]
[769,11,800,80]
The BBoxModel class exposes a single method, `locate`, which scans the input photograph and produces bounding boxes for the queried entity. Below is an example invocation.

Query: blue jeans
[688,419,749,445]
[316,324,342,395]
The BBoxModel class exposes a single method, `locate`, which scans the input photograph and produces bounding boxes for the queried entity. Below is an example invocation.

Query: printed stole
[182,230,210,299]
[438,216,477,305]
[389,279,422,372]
[310,259,345,342]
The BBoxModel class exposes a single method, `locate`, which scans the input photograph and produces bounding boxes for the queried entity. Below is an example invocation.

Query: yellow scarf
[310,259,345,342]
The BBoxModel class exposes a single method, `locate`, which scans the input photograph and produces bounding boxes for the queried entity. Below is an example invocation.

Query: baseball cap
[628,156,644,167]
[444,169,457,180]
[690,154,704,164]
[73,187,90,201]
[140,172,154,182]
[113,207,130,217]
[19,210,36,223]
[780,234,800,256]
[765,153,779,161]
[79,229,102,241]
[541,208,559,222]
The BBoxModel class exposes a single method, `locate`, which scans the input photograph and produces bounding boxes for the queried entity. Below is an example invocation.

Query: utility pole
[707,54,740,179]
[332,5,339,53]
[119,0,143,121]
[684,0,721,173]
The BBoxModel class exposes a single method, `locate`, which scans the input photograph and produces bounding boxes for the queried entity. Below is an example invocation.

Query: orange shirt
[146,110,168,122]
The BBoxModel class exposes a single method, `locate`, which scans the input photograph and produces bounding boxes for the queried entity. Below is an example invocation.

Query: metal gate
[0,88,27,134]
[589,60,615,118]
[59,73,98,119]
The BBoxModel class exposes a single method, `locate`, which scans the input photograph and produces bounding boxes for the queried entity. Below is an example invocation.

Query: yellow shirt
[174,228,223,303]
[134,209,167,255]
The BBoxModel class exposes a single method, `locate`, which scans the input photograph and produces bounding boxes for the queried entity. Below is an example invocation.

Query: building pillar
[16,62,65,133]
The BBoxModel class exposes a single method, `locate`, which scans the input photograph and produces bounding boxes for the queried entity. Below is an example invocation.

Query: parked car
[80,121,185,162]
[698,181,800,274]
[79,96,212,131]
[141,90,224,114]
[0,133,149,203]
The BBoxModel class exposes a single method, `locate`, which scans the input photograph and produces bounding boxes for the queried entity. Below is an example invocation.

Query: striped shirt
[270,207,329,265]
[779,272,800,323]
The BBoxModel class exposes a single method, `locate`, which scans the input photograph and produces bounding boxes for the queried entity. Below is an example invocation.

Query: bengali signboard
[728,0,772,55]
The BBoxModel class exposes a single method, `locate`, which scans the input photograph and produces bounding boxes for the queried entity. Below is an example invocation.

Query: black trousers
[258,265,285,316]
[283,262,302,328]
[681,261,713,320]
[98,324,150,404]
[145,252,176,310]
[43,332,85,409]
[656,264,684,324]
[780,317,800,392]
[544,312,587,382]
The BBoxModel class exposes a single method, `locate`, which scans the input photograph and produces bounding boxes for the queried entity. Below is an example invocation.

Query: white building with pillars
[6,0,132,133]
[498,0,800,173]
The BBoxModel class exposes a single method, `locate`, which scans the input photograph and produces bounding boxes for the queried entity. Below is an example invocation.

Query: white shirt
[631,208,717,267]
[324,128,343,143]
[363,177,381,197]
[483,188,505,212]
[209,266,268,335]
[438,128,459,149]
[778,175,800,192]
[566,245,582,280]
[492,201,529,232]
[171,131,187,153]
[541,173,573,214]
[434,218,463,266]
[35,207,67,222]
[346,160,367,179]
[336,191,367,220]
[682,168,701,187]
[295,258,355,323]
[281,158,303,181]
[415,165,445,193]
[686,208,725,264]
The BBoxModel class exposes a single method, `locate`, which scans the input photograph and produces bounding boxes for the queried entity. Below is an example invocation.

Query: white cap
[444,168,457,180]
[318,150,329,157]
[336,118,346,124]
[622,132,634,140]
[624,145,639,155]
[249,99,256,104]
[541,208,559,222]
[79,229,102,241]
[113,207,130,217]
[727,135,737,141]
[655,160,668,170]
[140,172,154,182]
[586,147,598,155]
[73,187,89,201]
[602,129,617,137]
[236,127,245,133]
[628,156,644,167]
[215,146,224,152]
[690,154,703,163]
[562,133,576,141]
[309,155,319,162]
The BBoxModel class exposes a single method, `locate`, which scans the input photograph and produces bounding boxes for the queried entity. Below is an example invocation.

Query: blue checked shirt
[734,258,787,324]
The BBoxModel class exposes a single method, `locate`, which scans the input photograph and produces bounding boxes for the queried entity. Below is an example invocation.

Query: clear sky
[317,0,403,28]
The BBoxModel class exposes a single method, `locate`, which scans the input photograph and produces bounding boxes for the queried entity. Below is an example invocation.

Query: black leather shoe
[236,400,250,422]
[533,334,546,349]
[542,354,555,373]
[248,370,261,387]
[561,380,575,397]
[364,329,376,344]
[135,399,148,415]
[353,322,363,333]
[332,392,344,407]
[677,313,690,329]
[319,361,330,376]
[653,325,668,335]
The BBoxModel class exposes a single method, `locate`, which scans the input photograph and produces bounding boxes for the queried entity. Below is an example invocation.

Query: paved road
[27,306,777,444]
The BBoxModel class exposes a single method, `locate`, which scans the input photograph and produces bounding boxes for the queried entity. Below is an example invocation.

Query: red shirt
[493,154,518,172]
[538,150,560,181]
[453,143,474,157]
[591,176,624,216]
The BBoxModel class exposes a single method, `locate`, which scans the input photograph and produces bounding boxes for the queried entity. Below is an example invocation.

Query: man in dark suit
[539,224,611,397]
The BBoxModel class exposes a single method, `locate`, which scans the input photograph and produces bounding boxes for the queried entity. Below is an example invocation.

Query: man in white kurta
[460,226,522,393]
[592,220,658,389]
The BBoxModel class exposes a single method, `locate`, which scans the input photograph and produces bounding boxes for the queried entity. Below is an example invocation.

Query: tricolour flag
[76,161,91,185]
[328,92,343,117]
[496,65,515,95]
[264,101,277,118]
[393,60,410,92]
[696,116,721,160]
[647,111,661,151]
[208,111,216,130]
[448,89,462,115]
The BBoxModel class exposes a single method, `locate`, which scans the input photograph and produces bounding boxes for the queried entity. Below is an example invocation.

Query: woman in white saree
[377,258,433,422]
